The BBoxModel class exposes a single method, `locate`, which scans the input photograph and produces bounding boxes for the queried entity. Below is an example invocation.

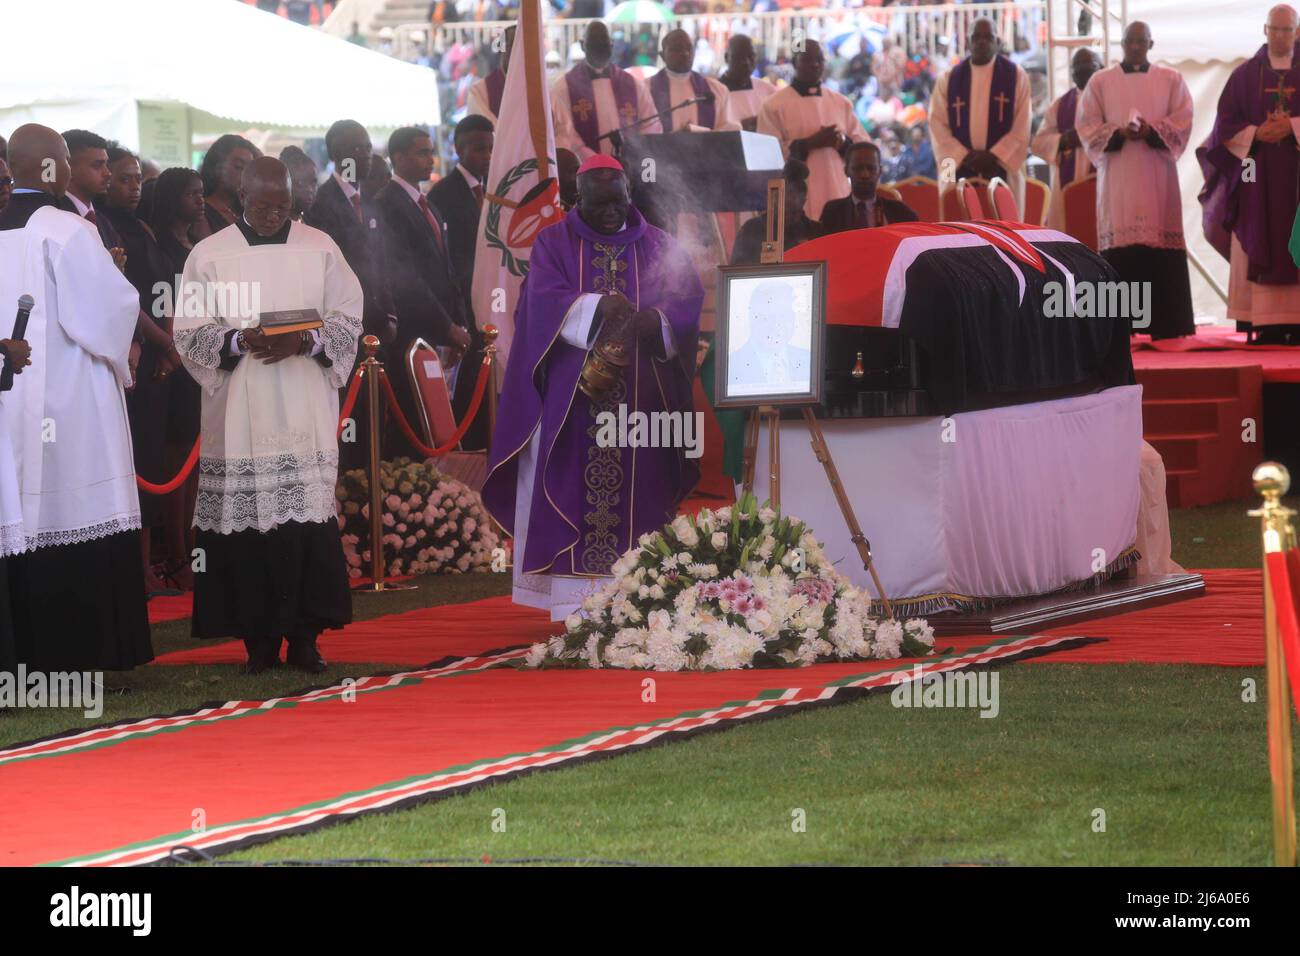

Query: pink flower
[385,494,401,510]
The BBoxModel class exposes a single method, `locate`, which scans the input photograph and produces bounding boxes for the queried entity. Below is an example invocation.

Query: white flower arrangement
[525,492,935,671]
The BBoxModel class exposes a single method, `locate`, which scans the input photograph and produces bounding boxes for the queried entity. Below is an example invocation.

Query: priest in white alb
[176,157,363,674]
[757,39,870,220]
[1079,21,1196,339]
[930,17,1032,208]
[552,21,661,160]
[0,124,152,672]
[719,34,776,132]
[1032,48,1101,232]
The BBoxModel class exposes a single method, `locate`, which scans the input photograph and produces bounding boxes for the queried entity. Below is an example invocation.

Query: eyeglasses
[0,178,13,187]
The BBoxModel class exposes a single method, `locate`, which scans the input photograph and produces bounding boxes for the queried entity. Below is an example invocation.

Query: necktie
[855,201,869,228]
[417,195,447,255]
[472,183,484,211]
[85,208,98,226]
[349,192,362,223]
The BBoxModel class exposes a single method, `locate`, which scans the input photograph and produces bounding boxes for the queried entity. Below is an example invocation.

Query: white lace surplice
[0,206,140,552]
[175,222,363,535]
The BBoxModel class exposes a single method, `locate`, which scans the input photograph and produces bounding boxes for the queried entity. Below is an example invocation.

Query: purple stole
[485,68,505,116]
[648,70,716,130]
[1056,86,1092,186]
[1197,42,1300,284]
[947,54,1018,149]
[565,65,641,151]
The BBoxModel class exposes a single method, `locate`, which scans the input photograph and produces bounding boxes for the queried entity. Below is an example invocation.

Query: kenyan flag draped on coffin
[786,221,1135,413]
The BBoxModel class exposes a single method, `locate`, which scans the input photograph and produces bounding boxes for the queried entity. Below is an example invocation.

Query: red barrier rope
[135,362,370,494]
[135,439,201,496]
[378,358,491,459]
[1272,550,1300,716]
[337,364,365,440]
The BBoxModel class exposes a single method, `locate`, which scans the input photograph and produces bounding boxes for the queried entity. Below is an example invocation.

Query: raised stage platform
[1131,327,1300,507]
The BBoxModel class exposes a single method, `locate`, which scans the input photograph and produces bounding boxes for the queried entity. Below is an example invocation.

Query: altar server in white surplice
[758,39,870,220]
[0,124,152,673]
[930,17,1032,209]
[1078,21,1196,339]
[176,157,363,675]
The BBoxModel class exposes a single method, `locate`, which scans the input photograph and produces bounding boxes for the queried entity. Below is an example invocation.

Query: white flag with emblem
[470,0,562,374]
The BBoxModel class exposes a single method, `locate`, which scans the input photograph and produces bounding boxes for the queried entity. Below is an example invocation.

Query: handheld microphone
[1,294,34,392]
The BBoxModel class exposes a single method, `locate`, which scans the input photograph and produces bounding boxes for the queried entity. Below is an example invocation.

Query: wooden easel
[738,179,894,618]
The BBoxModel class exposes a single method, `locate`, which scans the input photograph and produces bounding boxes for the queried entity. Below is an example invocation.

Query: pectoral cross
[1265,74,1296,116]
[591,243,628,295]
[618,101,638,125]
[952,95,966,127]
[574,98,594,122]
[994,91,1010,123]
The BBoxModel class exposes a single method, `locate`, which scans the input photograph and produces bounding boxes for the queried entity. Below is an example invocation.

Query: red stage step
[1135,365,1262,508]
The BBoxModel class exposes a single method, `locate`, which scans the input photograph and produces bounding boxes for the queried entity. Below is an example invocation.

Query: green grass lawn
[5,499,1295,865]
[221,663,1293,867]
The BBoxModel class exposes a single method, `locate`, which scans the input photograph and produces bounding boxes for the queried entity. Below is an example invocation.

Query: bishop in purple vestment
[1197,8,1300,335]
[483,156,703,618]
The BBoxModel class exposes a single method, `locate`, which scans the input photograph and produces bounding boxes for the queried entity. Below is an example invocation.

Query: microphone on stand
[1,294,34,392]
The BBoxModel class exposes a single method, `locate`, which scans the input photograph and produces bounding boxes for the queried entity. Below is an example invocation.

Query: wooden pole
[802,407,894,619]
[766,407,781,510]
[357,335,416,594]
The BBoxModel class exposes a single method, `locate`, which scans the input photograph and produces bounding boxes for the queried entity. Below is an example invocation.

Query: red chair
[405,338,487,488]
[1022,177,1050,227]
[957,176,990,219]
[891,175,941,222]
[1062,174,1099,251]
[940,185,966,221]
[986,176,1020,220]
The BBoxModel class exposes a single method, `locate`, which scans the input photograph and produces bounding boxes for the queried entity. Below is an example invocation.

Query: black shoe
[285,640,327,674]
[243,640,281,675]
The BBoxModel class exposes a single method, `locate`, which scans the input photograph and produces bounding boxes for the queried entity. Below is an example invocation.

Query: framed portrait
[713,261,827,408]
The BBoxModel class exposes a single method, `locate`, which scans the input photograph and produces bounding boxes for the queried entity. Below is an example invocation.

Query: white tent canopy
[0,0,439,162]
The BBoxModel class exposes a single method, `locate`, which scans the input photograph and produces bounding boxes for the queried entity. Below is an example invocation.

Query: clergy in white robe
[0,124,152,672]
[757,40,870,220]
[1079,22,1196,339]
[651,29,739,133]
[176,158,363,674]
[720,35,777,132]
[467,24,515,126]
[0,336,31,675]
[1031,48,1101,232]
[930,18,1032,211]
[552,21,662,161]
[1198,5,1300,338]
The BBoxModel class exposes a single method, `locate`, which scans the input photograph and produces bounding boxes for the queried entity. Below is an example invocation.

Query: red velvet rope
[135,361,369,495]
[378,358,491,459]
[1269,550,1300,716]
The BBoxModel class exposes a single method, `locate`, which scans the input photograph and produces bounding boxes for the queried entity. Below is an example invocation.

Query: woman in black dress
[103,146,184,595]
[150,167,208,590]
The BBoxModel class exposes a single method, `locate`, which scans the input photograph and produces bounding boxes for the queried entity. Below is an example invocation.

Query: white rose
[670,515,694,540]
[564,614,582,631]
[650,584,666,600]
[711,532,728,550]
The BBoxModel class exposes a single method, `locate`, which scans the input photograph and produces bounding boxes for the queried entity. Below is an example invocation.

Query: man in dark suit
[375,126,472,459]
[820,142,919,234]
[429,115,493,450]
[61,129,123,250]
[305,119,396,467]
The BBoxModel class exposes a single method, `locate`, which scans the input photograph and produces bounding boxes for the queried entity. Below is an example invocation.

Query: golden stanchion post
[357,334,415,594]
[483,324,499,449]
[765,406,780,510]
[1249,462,1298,867]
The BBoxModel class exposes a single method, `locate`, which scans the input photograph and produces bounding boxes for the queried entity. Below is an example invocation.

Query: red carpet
[0,632,1086,866]
[1132,327,1300,383]
[147,594,192,624]
[151,569,1263,669]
